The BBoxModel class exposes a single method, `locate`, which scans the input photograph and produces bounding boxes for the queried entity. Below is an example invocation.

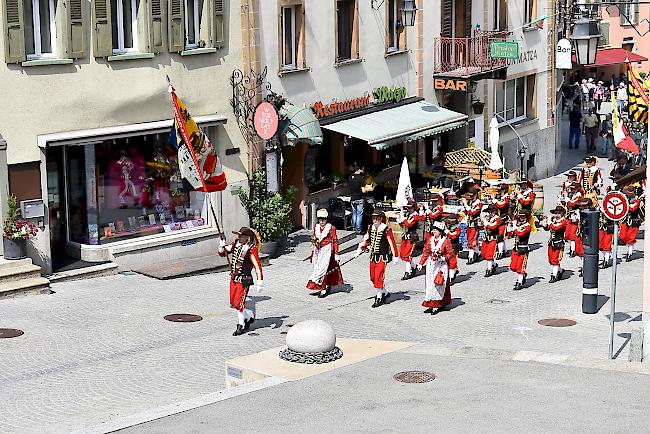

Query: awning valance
[320,101,467,150]
[571,48,648,67]
[279,104,323,147]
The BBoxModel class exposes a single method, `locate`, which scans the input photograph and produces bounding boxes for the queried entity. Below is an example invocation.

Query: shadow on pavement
[596,294,611,311]
[453,271,477,284]
[606,312,632,322]
[384,291,411,305]
[522,276,544,289]
[529,242,543,252]
[250,316,288,332]
[444,298,465,311]
[614,332,632,360]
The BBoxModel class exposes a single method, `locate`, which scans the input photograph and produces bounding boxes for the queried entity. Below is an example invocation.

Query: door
[47,147,68,268]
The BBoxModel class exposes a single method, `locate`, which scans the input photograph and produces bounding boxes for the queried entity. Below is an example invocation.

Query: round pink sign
[253,102,279,140]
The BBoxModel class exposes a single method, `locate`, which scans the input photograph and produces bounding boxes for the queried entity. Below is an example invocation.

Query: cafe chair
[328,197,352,230]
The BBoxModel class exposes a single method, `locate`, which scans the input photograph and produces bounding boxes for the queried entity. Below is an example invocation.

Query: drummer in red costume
[421,193,444,242]
[416,221,455,315]
[541,206,568,283]
[355,209,399,308]
[494,183,511,259]
[598,211,615,269]
[218,227,264,336]
[507,210,532,290]
[445,214,461,282]
[462,188,483,264]
[306,209,343,298]
[515,180,536,227]
[481,204,501,277]
[397,199,421,280]
[620,186,644,262]
[564,183,584,257]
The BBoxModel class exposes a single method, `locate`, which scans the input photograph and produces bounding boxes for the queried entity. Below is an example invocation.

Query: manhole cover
[164,314,203,323]
[393,371,436,383]
[538,318,576,327]
[0,328,24,338]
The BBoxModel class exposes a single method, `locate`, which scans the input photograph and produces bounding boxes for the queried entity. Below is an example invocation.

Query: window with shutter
[598,22,610,47]
[168,0,184,52]
[24,0,57,58]
[148,0,163,52]
[213,0,224,47]
[441,0,452,38]
[66,0,85,58]
[111,0,138,53]
[92,0,112,57]
[463,0,472,37]
[3,0,26,62]
[335,0,358,62]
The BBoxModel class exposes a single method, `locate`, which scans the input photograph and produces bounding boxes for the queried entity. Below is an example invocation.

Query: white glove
[256,280,264,293]
[354,249,363,258]
[219,239,226,249]
[416,264,423,271]
[335,254,340,263]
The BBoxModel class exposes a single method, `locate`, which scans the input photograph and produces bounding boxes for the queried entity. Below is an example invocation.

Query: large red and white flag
[612,104,640,155]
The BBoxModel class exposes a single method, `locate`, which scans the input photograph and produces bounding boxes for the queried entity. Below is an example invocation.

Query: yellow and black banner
[627,62,649,123]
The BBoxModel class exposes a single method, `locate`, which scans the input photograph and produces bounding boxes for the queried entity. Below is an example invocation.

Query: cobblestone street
[0,160,646,433]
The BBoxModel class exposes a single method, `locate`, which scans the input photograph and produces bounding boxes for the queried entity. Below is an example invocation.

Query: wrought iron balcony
[432,31,510,79]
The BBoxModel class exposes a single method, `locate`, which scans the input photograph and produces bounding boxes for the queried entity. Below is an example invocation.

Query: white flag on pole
[489,117,504,171]
[395,157,413,207]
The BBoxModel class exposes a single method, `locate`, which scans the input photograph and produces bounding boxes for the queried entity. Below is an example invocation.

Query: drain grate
[0,328,24,339]
[393,371,436,383]
[538,318,576,327]
[164,314,203,323]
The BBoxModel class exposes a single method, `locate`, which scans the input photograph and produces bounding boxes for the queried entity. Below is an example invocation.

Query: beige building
[0,0,248,274]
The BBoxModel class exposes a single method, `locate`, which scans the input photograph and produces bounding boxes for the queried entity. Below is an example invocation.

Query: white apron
[424,236,448,302]
[310,223,333,285]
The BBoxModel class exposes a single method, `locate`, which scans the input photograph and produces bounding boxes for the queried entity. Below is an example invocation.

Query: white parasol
[489,117,504,171]
[395,157,413,207]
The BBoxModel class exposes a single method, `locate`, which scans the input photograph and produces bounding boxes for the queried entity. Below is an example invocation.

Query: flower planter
[3,237,27,260]
[259,241,279,258]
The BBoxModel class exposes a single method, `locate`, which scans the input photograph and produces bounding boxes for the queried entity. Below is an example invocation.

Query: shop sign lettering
[507,49,538,66]
[373,86,408,104]
[312,95,372,119]
[433,79,467,91]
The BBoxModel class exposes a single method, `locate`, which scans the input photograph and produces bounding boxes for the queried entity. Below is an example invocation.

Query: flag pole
[167,76,231,267]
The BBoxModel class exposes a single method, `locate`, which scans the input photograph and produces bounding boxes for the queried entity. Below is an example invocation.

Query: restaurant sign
[311,84,408,119]
[490,41,519,59]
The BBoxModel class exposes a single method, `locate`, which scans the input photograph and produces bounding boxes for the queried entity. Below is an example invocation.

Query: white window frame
[495,78,527,125]
[281,6,297,69]
[27,0,57,59]
[387,0,398,52]
[113,0,138,54]
[184,0,201,49]
[621,1,638,25]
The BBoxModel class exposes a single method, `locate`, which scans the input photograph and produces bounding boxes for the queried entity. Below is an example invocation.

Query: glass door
[47,146,68,268]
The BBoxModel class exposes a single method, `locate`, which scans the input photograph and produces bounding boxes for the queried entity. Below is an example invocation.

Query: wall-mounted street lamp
[400,0,417,27]
[570,18,600,65]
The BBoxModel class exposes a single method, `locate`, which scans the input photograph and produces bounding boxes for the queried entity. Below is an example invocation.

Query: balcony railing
[433,31,510,78]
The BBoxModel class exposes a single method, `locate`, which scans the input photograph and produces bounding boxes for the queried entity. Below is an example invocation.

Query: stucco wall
[601,4,650,69]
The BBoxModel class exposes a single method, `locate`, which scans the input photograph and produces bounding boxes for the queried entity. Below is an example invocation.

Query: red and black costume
[357,222,398,303]
[495,192,510,258]
[543,214,567,282]
[464,197,483,262]
[620,195,643,261]
[481,213,501,262]
[422,204,444,242]
[219,240,263,312]
[446,223,461,279]
[599,212,615,268]
[399,207,420,279]
[306,223,343,291]
[564,189,583,255]
[508,218,532,290]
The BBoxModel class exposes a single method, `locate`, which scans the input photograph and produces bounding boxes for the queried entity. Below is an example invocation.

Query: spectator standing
[348,164,371,234]
[616,82,628,115]
[593,81,605,112]
[568,105,583,149]
[583,108,600,151]
[599,113,613,159]
[580,79,590,111]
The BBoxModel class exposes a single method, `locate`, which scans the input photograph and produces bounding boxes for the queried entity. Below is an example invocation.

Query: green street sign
[490,41,519,59]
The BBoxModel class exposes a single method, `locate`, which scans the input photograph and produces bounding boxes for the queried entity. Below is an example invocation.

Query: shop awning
[320,101,467,150]
[571,48,648,67]
[279,104,323,146]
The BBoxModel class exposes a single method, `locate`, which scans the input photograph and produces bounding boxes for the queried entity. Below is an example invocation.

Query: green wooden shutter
[66,0,85,58]
[463,0,472,37]
[2,0,26,63]
[598,21,610,47]
[634,2,639,24]
[168,0,184,52]
[92,0,112,57]
[149,0,163,52]
[212,0,224,47]
[441,0,452,38]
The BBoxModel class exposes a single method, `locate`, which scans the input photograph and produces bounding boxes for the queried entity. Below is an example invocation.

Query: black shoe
[626,254,634,262]
[521,274,527,286]
[402,272,412,280]
[232,325,245,336]
[492,264,498,275]
[431,307,442,315]
[372,297,382,308]
[578,267,583,277]
[450,272,457,283]
[424,307,434,314]
[382,292,391,302]
[569,251,576,258]
[608,259,614,268]
[550,275,557,283]
[244,317,255,331]
[599,261,607,269]
[513,282,521,290]
[485,269,491,277]
[467,258,474,265]
[318,287,331,298]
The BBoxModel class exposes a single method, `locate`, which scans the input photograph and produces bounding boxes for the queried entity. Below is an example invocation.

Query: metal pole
[608,221,619,359]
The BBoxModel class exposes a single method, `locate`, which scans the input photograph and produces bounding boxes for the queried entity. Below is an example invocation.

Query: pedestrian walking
[541,206,568,283]
[600,114,613,158]
[583,109,599,151]
[594,81,605,112]
[462,188,483,264]
[445,214,461,283]
[218,227,264,336]
[494,183,511,259]
[598,211,615,269]
[568,105,583,149]
[480,204,501,277]
[354,209,399,308]
[421,193,444,243]
[348,164,370,234]
[508,210,532,290]
[416,221,454,315]
[616,82,628,115]
[306,209,343,298]
[397,199,420,280]
[620,186,644,262]
[581,79,590,111]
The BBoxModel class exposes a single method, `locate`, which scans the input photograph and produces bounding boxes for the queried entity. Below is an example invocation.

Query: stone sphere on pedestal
[285,320,336,353]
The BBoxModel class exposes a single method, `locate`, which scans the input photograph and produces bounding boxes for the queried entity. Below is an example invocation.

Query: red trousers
[565,222,578,241]
[229,281,249,312]
[575,237,584,257]
[399,240,416,261]
[498,225,507,237]
[548,246,563,266]
[448,254,458,270]
[620,224,639,245]
[599,230,613,252]
[510,252,528,274]
[481,240,497,260]
[466,227,479,249]
[369,259,387,289]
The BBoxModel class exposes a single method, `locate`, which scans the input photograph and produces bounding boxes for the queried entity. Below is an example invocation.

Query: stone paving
[0,157,645,433]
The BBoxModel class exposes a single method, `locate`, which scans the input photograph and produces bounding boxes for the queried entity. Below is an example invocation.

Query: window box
[21,57,73,66]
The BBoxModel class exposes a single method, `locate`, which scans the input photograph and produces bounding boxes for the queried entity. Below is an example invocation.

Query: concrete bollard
[629,327,644,362]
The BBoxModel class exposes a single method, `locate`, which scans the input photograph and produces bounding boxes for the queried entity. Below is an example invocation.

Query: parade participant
[416,221,455,315]
[559,171,578,203]
[462,188,483,264]
[508,210,532,290]
[620,187,644,262]
[515,179,536,232]
[218,227,264,336]
[494,183,511,259]
[421,193,444,242]
[574,198,591,260]
[306,209,343,298]
[578,156,603,194]
[541,206,568,283]
[445,214,461,282]
[481,204,501,277]
[397,199,420,280]
[564,183,584,257]
[599,211,615,269]
[355,209,399,308]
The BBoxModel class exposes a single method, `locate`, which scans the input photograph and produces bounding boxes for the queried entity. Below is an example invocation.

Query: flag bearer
[219,227,264,336]
[398,199,421,280]
[417,221,455,315]
[508,210,532,290]
[541,206,568,283]
[306,209,343,298]
[355,210,399,308]
[620,186,644,262]
[481,204,501,277]
[494,183,511,259]
[462,189,483,264]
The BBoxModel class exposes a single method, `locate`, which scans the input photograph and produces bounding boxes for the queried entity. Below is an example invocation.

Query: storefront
[279,86,467,228]
[40,115,227,270]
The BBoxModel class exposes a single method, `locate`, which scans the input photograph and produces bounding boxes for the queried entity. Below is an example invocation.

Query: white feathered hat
[317,209,329,218]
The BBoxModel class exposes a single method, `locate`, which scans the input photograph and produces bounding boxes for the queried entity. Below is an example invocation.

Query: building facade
[0,0,248,273]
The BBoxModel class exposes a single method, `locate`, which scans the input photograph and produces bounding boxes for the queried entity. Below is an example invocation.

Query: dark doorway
[47,147,69,269]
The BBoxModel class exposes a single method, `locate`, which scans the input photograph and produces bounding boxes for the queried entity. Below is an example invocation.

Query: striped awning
[279,104,323,147]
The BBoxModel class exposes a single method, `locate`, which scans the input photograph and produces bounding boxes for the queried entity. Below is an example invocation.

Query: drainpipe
[0,134,6,256]
[493,113,528,180]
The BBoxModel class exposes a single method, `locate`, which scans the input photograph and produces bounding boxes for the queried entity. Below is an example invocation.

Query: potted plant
[235,168,297,258]
[330,172,346,189]
[2,195,38,260]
